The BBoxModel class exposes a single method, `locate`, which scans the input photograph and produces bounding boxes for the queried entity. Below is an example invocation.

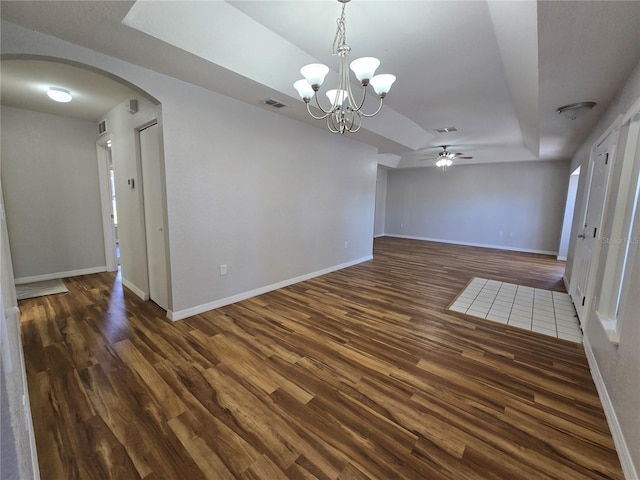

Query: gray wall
[1,106,106,281]
[0,178,38,479]
[1,19,378,316]
[385,160,570,254]
[566,59,640,477]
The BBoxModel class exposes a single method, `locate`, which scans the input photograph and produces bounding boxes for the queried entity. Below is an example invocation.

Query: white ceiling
[1,60,135,121]
[1,1,639,168]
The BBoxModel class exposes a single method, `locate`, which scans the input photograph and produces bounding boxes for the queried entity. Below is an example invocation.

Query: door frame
[137,121,171,312]
[96,135,118,272]
[569,115,621,329]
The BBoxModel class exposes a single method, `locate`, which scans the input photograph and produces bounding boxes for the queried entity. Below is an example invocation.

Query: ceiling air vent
[435,126,457,134]
[97,119,107,136]
[264,98,287,109]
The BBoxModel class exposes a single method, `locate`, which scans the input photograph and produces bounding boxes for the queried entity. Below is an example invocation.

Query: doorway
[557,167,580,261]
[139,122,169,311]
[570,121,619,326]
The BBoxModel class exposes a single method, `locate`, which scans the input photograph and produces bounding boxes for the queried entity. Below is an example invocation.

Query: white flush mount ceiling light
[47,87,73,103]
[557,102,596,120]
[293,0,396,134]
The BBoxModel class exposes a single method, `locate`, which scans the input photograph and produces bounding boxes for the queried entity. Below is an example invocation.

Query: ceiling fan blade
[455,156,473,159]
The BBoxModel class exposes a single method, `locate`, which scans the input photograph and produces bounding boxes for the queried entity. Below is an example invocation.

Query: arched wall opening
[0,54,172,312]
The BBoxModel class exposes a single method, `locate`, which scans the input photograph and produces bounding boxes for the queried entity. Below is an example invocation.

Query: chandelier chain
[332,3,347,55]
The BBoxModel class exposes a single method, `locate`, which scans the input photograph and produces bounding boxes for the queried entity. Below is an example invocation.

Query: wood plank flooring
[18,237,623,479]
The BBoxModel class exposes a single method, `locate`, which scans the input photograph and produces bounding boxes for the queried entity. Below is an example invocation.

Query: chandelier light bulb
[47,87,72,103]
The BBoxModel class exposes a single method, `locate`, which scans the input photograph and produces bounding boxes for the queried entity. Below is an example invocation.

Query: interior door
[140,123,169,311]
[571,129,616,325]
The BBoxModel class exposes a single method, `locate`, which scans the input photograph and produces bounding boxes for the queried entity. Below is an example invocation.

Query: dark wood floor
[19,237,623,479]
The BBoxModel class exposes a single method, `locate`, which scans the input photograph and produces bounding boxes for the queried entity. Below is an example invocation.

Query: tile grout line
[449,278,582,343]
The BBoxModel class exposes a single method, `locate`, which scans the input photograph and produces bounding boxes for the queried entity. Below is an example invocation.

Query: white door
[140,123,169,311]
[571,129,616,325]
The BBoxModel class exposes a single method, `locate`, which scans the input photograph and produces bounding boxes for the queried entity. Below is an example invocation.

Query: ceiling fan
[420,145,473,170]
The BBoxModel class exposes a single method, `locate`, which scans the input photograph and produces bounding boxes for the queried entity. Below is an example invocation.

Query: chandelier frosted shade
[293,0,396,134]
[326,89,348,106]
[370,74,396,97]
[349,57,380,83]
[300,64,330,89]
[294,80,315,101]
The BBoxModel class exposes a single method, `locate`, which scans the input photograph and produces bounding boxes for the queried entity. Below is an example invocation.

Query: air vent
[435,126,457,134]
[264,98,287,109]
[97,120,107,136]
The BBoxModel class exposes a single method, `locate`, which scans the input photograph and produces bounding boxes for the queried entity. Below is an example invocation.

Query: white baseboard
[385,234,557,256]
[563,274,571,293]
[584,337,638,480]
[373,233,385,238]
[557,255,567,261]
[14,266,107,285]
[168,255,373,321]
[122,278,149,301]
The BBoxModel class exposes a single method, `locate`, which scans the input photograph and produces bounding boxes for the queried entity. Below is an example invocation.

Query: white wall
[384,160,570,254]
[565,59,640,478]
[374,166,388,237]
[1,106,106,281]
[0,20,379,319]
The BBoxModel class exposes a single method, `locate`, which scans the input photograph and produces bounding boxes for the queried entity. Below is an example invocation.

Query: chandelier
[293,0,396,134]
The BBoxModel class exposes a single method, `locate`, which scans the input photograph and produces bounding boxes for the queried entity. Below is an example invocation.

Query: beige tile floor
[449,277,582,343]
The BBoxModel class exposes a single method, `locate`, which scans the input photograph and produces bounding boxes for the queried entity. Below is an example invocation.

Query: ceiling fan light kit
[293,0,396,134]
[421,145,473,171]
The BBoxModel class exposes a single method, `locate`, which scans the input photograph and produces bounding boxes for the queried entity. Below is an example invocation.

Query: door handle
[577,234,586,239]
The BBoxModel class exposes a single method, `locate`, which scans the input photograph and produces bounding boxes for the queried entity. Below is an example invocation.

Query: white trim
[4,306,20,318]
[122,278,149,301]
[557,255,567,261]
[384,234,557,256]
[168,256,373,321]
[14,266,107,285]
[584,338,638,480]
[3,307,41,480]
[563,274,571,293]
[373,233,385,238]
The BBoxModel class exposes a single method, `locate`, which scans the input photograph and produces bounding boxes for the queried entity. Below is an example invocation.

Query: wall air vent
[435,126,457,134]
[97,119,107,136]
[264,98,287,109]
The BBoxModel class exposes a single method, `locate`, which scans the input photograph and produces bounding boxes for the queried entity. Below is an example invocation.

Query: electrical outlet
[509,232,513,238]
[219,264,227,276]
[344,241,348,249]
